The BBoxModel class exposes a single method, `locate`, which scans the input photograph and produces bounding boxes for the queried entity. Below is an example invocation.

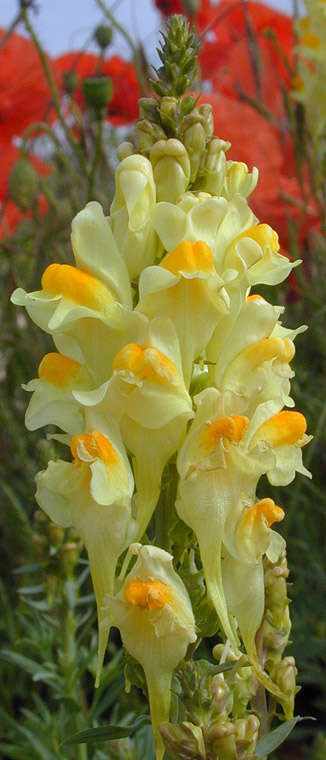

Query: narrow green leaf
[0,649,41,677]
[255,716,315,757]
[62,714,150,746]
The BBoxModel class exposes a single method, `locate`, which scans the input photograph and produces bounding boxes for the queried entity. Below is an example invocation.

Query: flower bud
[234,714,260,758]
[150,138,190,202]
[8,158,39,211]
[82,75,112,114]
[160,721,206,760]
[194,136,228,195]
[48,522,64,547]
[223,161,259,200]
[94,24,113,50]
[211,674,233,715]
[205,720,237,759]
[271,656,298,719]
[159,96,179,128]
[60,540,81,575]
[183,121,206,182]
[117,141,134,162]
[136,119,166,156]
[139,97,159,122]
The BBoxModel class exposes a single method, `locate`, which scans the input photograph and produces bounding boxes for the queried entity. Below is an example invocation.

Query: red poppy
[54,52,140,125]
[0,27,56,142]
[201,93,317,248]
[199,1,294,119]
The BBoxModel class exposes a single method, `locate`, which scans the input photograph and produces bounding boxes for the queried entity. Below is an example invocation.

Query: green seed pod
[82,75,112,113]
[94,24,113,50]
[8,158,39,211]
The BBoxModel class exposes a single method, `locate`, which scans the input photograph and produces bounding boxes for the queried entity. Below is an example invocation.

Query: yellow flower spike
[249,411,307,449]
[22,352,94,434]
[138,240,229,387]
[102,544,196,760]
[35,425,136,687]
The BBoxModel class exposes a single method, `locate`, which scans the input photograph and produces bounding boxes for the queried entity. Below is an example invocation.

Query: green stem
[21,9,87,173]
[95,0,147,94]
[87,117,103,200]
[61,578,88,760]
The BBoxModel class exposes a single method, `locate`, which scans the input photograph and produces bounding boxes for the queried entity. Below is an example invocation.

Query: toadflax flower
[101,543,196,760]
[35,421,136,685]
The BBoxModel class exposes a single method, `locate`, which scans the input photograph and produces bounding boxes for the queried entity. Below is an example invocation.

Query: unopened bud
[160,721,206,760]
[194,137,228,195]
[183,121,206,182]
[94,24,113,50]
[223,161,259,200]
[271,656,298,719]
[150,138,190,202]
[212,643,238,662]
[8,158,39,211]
[117,141,134,162]
[234,715,260,758]
[159,96,179,129]
[205,720,236,759]
[138,97,159,122]
[136,119,166,156]
[82,75,112,114]
[211,674,233,715]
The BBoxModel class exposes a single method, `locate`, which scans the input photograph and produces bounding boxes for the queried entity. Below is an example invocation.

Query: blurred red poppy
[0,27,56,142]
[201,94,317,247]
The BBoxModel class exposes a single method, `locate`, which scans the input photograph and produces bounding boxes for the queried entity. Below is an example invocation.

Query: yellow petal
[161,240,215,275]
[41,263,115,315]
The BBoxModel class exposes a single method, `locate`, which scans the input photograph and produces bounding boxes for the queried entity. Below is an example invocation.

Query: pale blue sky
[1,0,297,60]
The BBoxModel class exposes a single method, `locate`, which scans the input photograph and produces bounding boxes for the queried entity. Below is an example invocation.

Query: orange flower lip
[38,352,81,387]
[161,240,215,276]
[41,263,114,312]
[112,343,179,386]
[250,410,307,449]
[235,223,279,252]
[124,578,173,610]
[70,431,118,466]
[242,498,285,529]
[201,414,250,452]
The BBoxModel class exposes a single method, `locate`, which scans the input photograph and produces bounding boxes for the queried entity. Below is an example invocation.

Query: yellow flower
[36,424,136,686]
[101,544,196,760]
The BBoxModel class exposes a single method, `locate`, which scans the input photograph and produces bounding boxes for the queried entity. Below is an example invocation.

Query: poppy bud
[94,24,113,50]
[82,75,112,114]
[8,158,39,211]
